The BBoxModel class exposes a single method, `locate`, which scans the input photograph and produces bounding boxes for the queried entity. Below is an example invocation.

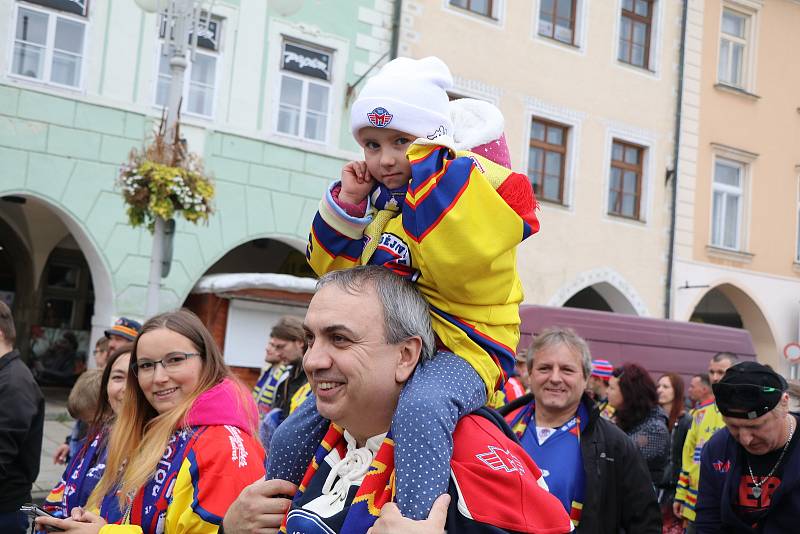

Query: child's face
[357,127,413,190]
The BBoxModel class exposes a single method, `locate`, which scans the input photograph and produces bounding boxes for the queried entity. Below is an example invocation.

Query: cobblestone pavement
[34,387,73,500]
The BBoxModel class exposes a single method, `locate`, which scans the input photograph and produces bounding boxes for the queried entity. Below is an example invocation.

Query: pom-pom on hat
[591,359,614,381]
[350,56,454,146]
[451,98,511,168]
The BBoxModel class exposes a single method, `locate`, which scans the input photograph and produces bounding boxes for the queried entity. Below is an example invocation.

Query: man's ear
[395,336,422,384]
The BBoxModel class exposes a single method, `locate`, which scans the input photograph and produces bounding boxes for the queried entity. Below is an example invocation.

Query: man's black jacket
[272,362,308,414]
[0,349,45,511]
[499,393,662,533]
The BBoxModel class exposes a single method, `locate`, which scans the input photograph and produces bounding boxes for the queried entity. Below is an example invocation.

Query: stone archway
[0,194,114,362]
[549,267,649,316]
[689,283,778,367]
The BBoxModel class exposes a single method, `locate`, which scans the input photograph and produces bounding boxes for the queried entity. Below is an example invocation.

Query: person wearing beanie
[695,361,800,533]
[587,358,613,404]
[270,55,541,523]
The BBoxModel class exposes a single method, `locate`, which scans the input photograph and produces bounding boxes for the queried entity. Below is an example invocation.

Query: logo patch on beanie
[427,125,447,140]
[367,107,393,128]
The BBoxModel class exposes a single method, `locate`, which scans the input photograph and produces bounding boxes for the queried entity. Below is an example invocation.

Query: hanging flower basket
[117,115,214,232]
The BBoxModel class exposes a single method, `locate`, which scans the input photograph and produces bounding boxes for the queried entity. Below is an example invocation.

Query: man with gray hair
[223,266,572,533]
[500,326,661,532]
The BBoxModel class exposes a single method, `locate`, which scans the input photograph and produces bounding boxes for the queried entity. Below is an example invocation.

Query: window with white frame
[155,16,221,118]
[10,1,87,88]
[275,41,332,143]
[711,158,744,250]
[718,8,749,88]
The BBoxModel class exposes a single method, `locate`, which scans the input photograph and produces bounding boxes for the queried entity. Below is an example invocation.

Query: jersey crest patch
[367,107,393,128]
[476,446,526,475]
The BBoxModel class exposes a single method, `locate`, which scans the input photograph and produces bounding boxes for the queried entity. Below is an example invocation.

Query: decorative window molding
[529,117,569,205]
[601,123,656,225]
[264,19,348,150]
[523,99,584,210]
[705,244,754,264]
[709,142,758,163]
[451,75,502,104]
[717,1,760,93]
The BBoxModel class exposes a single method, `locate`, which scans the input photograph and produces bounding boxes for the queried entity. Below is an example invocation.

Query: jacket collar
[0,349,21,371]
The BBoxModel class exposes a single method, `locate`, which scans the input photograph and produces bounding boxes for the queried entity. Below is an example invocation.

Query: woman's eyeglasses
[131,352,200,377]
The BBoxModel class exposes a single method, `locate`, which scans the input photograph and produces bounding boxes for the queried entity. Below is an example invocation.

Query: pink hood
[184,378,259,433]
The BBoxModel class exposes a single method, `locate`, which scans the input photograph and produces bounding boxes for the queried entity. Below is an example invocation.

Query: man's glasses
[131,352,200,377]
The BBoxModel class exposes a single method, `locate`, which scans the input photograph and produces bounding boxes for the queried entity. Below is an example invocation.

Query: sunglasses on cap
[714,382,784,419]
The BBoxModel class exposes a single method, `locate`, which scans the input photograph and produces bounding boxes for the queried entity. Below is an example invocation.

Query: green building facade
[0,0,396,361]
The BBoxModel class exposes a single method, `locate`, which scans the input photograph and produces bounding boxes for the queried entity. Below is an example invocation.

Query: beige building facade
[672,0,800,374]
[399,1,683,317]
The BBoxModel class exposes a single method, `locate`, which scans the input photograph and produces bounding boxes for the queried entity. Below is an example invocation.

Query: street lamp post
[134,0,209,317]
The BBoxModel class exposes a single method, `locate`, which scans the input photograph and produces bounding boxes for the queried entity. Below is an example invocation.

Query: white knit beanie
[350,56,454,144]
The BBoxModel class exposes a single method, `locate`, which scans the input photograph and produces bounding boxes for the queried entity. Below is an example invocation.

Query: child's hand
[340,161,374,204]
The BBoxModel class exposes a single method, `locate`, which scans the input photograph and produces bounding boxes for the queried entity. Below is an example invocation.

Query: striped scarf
[360,183,406,264]
[44,428,108,517]
[510,400,588,526]
[280,423,396,533]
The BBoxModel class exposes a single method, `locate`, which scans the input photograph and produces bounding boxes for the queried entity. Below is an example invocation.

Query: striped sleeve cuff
[319,181,373,239]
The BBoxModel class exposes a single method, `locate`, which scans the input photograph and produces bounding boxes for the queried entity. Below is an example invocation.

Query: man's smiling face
[302,282,415,444]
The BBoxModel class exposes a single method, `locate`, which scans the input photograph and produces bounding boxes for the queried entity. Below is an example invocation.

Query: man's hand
[340,161,374,205]
[53,443,70,464]
[222,478,297,534]
[672,500,682,519]
[367,494,450,534]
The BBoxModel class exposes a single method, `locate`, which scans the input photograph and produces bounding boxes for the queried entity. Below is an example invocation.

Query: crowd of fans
[2,53,798,533]
[2,285,799,533]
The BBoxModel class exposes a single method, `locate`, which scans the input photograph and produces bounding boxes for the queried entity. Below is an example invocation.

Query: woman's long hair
[658,372,686,429]
[89,309,234,509]
[613,363,659,433]
[85,344,133,440]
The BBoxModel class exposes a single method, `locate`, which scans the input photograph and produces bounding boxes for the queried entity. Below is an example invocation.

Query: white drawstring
[320,432,385,506]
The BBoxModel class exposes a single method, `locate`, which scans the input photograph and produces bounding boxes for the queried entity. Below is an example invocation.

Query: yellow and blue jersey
[308,140,536,398]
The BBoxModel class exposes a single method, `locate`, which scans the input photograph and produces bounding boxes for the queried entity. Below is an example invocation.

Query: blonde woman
[37,310,265,534]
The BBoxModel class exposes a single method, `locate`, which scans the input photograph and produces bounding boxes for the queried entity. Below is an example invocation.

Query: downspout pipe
[390,0,402,59]
[665,0,689,319]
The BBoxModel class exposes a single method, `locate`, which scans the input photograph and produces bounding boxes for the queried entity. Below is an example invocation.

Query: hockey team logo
[427,125,447,140]
[476,446,526,475]
[367,107,393,127]
[712,459,731,473]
